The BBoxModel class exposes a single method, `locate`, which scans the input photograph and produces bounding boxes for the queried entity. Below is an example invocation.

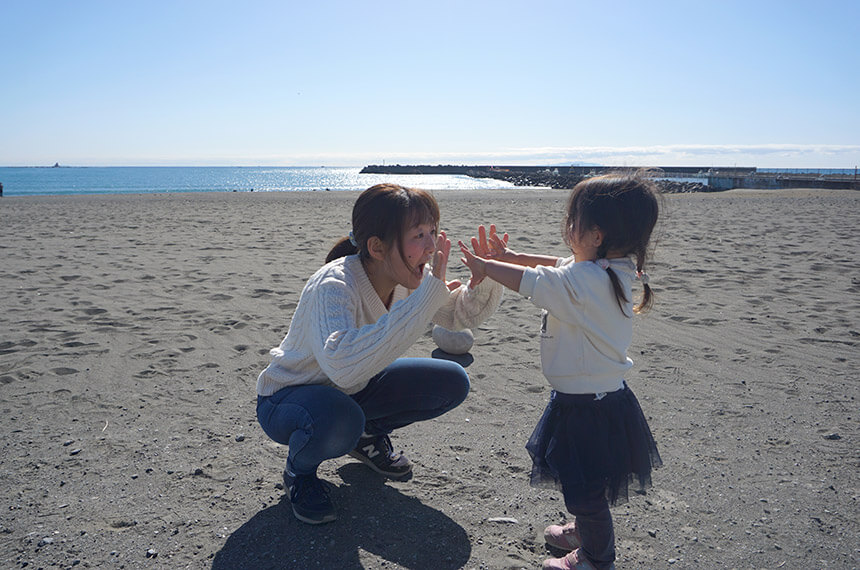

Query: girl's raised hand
[458,240,488,288]
[431,231,451,282]
[471,224,510,261]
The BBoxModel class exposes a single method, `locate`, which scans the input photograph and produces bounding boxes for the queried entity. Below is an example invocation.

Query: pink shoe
[543,548,613,570]
[544,521,582,551]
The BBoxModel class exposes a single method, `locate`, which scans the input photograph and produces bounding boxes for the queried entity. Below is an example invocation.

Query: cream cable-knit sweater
[257,254,503,396]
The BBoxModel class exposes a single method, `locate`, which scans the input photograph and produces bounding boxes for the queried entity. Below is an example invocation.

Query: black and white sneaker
[285,472,337,525]
[348,434,413,481]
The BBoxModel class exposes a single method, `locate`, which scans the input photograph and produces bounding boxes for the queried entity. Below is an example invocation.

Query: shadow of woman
[212,463,471,569]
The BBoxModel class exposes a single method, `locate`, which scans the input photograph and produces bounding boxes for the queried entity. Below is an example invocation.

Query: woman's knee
[258,385,365,452]
[435,360,470,408]
[314,392,365,451]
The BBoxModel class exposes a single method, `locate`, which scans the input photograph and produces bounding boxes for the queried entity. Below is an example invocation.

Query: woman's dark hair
[326,183,440,264]
[563,173,659,314]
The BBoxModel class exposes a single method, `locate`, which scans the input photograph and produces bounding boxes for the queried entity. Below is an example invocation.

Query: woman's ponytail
[325,237,358,263]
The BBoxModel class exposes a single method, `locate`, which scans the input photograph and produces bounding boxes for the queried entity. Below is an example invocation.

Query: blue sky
[2,0,858,168]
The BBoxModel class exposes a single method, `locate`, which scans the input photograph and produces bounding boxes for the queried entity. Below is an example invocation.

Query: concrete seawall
[360,165,859,191]
[708,174,856,190]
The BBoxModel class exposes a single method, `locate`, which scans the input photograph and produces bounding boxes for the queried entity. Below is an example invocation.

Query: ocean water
[2,166,854,197]
[0,166,515,197]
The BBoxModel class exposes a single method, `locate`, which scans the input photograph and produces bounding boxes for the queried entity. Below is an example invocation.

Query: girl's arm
[475,224,560,269]
[503,251,562,269]
[464,247,591,325]
[459,243,527,293]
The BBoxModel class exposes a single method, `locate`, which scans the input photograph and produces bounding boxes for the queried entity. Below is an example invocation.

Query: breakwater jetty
[360,165,859,192]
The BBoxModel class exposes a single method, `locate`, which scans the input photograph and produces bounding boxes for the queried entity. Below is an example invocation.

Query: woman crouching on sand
[256,183,503,524]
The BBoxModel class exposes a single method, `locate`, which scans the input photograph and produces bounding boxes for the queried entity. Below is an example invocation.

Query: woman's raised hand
[431,231,451,282]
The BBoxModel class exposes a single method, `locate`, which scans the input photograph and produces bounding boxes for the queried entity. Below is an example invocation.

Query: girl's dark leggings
[563,482,616,569]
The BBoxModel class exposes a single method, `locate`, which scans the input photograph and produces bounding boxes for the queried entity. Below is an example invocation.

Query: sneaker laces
[378,435,395,457]
[378,435,410,465]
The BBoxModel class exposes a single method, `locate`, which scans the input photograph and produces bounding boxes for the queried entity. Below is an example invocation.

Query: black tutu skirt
[526,384,662,505]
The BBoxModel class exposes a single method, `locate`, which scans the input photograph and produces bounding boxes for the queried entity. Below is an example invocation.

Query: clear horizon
[2,1,858,169]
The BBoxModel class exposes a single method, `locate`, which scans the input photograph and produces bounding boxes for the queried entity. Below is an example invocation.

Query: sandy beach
[1,187,857,569]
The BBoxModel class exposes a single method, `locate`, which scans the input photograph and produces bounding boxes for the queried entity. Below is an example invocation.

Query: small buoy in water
[432,325,474,354]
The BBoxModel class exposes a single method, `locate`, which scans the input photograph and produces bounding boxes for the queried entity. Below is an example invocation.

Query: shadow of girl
[212,463,471,569]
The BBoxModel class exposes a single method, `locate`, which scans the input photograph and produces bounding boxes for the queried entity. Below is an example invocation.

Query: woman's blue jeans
[256,357,470,476]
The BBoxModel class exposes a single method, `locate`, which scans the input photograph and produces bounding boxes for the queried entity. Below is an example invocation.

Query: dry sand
[0,187,857,569]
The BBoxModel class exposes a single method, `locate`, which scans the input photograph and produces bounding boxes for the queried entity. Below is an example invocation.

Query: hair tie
[637,271,650,285]
[596,258,610,270]
[348,231,358,247]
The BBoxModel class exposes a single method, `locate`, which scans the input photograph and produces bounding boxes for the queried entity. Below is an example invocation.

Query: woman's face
[385,220,437,290]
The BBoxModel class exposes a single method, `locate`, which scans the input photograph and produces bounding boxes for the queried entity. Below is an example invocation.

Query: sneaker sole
[286,476,337,525]
[347,450,413,481]
[291,504,337,525]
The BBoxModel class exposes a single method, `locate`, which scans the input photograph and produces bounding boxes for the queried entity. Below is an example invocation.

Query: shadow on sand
[212,463,471,569]
[431,348,474,368]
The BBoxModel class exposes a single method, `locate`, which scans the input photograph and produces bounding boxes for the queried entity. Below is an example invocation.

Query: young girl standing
[459,174,662,570]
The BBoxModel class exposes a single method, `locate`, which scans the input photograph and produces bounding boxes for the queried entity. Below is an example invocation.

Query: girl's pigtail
[606,268,630,316]
[634,252,654,314]
[599,245,630,316]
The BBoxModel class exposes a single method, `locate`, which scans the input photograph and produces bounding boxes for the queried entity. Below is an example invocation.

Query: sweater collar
[345,255,388,319]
